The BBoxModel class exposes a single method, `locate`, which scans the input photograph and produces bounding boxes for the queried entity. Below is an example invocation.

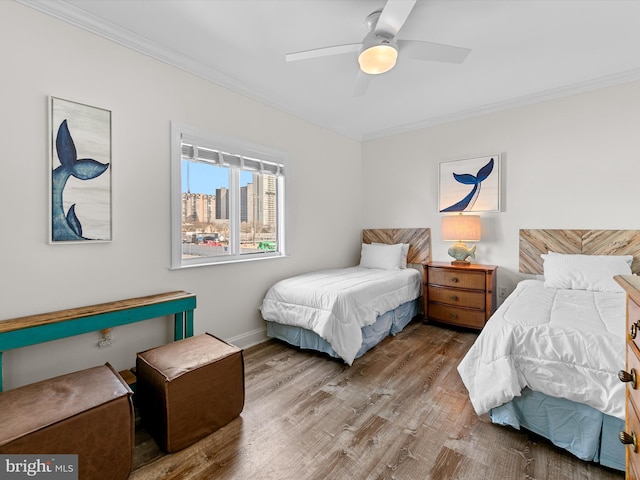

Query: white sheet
[457,279,626,419]
[259,266,421,365]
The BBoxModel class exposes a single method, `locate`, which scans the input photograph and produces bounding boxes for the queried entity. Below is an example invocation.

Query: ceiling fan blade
[285,43,361,62]
[398,40,471,64]
[376,0,417,36]
[353,71,372,97]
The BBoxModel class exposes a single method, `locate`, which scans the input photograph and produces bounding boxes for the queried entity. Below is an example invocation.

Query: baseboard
[226,327,268,349]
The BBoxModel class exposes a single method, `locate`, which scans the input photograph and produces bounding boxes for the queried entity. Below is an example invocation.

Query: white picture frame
[439,154,501,213]
[49,96,112,243]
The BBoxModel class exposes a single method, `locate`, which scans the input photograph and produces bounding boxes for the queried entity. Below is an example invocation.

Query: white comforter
[260,266,421,365]
[457,279,626,419]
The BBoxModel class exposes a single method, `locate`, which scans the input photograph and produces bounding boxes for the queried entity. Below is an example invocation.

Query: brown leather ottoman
[136,333,245,453]
[0,363,134,480]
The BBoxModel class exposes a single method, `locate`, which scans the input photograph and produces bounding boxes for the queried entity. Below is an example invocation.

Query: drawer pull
[450,295,458,301]
[632,321,640,339]
[450,277,458,283]
[619,369,638,389]
[450,313,458,320]
[619,431,638,452]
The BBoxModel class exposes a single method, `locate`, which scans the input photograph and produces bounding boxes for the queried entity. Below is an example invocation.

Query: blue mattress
[490,388,624,471]
[266,298,420,362]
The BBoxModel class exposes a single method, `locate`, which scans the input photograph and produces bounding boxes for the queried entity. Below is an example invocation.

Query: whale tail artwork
[51,120,110,241]
[441,158,494,212]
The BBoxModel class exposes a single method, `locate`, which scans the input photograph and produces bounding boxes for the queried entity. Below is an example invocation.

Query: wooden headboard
[519,229,640,275]
[362,228,431,264]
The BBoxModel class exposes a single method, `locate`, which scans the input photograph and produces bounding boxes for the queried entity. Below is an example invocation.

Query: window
[171,122,287,268]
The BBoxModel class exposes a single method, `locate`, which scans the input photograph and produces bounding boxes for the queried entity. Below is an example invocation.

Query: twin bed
[458,229,640,472]
[260,228,431,365]
[260,227,636,471]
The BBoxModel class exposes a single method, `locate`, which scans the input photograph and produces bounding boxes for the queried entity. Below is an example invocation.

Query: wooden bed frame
[519,229,640,275]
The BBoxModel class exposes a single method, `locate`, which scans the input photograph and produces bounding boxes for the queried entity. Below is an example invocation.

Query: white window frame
[170,122,288,268]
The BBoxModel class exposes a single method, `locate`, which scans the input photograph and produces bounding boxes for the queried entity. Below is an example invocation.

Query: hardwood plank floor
[129,322,624,480]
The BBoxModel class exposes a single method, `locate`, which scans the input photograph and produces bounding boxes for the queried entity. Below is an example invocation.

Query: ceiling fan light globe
[358,44,398,74]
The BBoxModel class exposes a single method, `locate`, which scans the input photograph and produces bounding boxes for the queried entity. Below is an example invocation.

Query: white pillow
[547,250,634,267]
[359,243,403,270]
[541,253,632,292]
[372,242,410,269]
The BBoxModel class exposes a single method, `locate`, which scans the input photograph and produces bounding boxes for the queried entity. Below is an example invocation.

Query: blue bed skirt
[490,388,624,471]
[265,298,420,362]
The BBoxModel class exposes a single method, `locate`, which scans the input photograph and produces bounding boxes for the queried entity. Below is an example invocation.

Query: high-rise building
[216,187,229,219]
[182,192,215,224]
[241,183,256,223]
[241,174,276,227]
[261,174,277,227]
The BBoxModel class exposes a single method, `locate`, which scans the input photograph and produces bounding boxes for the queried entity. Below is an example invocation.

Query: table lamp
[441,214,481,265]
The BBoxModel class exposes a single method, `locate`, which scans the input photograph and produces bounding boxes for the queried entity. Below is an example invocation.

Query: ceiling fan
[285,0,471,96]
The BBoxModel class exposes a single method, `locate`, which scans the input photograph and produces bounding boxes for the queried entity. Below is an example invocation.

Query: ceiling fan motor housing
[285,1,469,91]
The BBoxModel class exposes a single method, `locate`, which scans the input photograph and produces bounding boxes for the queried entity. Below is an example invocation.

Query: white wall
[362,80,640,299]
[0,2,361,389]
[4,1,639,391]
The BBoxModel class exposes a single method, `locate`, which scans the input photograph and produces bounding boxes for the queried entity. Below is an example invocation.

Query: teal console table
[0,290,196,391]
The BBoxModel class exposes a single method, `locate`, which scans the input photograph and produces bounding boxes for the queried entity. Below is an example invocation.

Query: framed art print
[49,97,112,243]
[439,154,501,212]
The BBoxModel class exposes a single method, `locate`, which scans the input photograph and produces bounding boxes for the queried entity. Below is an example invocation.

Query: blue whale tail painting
[52,120,110,241]
[441,158,494,212]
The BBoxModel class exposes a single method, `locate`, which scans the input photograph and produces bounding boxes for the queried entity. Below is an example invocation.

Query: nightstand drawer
[427,286,485,309]
[627,396,640,476]
[428,267,485,290]
[428,303,485,329]
[627,343,640,418]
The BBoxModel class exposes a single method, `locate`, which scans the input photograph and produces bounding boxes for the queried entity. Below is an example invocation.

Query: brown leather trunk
[136,333,245,453]
[0,363,134,480]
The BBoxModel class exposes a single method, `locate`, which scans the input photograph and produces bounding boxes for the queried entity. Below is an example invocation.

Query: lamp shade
[442,214,481,242]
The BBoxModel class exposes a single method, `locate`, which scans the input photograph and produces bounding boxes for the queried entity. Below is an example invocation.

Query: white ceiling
[21,0,640,140]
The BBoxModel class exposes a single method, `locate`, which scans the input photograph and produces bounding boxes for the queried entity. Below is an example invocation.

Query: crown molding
[15,0,337,135]
[363,67,640,141]
[18,0,640,143]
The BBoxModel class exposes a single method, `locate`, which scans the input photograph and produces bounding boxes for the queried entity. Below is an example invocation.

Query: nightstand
[422,261,497,330]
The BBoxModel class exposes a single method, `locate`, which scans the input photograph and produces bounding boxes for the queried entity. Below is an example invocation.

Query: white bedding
[259,266,422,365]
[457,279,626,419]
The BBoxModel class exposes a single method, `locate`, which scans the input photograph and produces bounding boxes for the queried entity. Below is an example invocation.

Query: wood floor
[129,321,625,480]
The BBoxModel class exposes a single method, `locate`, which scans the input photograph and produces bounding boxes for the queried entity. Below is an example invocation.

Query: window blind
[181,142,284,176]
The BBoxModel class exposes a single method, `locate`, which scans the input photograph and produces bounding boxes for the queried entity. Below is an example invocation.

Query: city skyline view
[182,163,278,245]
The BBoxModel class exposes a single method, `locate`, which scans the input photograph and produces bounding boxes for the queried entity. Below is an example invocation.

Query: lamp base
[447,242,477,265]
[450,259,471,266]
